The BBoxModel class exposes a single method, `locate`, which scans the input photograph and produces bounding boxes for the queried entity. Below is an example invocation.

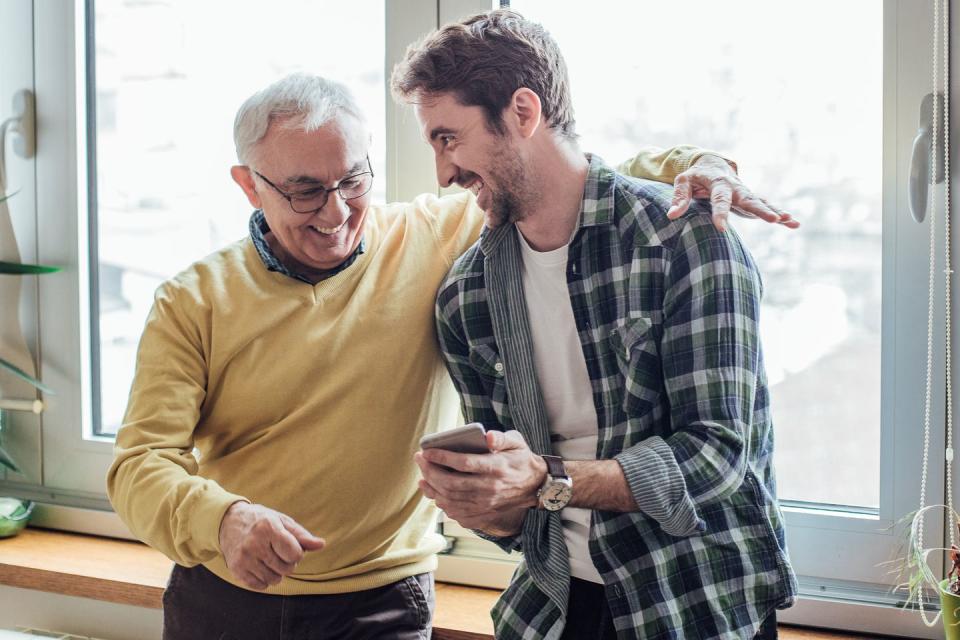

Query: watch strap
[542,455,567,479]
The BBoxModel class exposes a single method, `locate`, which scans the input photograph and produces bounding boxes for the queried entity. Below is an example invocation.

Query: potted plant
[0,190,58,537]
[899,505,960,638]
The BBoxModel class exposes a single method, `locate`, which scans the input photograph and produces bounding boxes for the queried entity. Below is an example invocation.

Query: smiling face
[232,114,372,273]
[414,93,532,228]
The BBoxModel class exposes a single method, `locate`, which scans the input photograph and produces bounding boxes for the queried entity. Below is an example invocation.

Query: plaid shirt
[435,156,797,640]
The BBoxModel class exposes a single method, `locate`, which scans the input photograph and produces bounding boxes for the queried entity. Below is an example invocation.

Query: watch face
[542,482,573,511]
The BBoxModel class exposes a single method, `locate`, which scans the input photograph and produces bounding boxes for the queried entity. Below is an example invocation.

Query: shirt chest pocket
[468,343,513,427]
[608,316,662,417]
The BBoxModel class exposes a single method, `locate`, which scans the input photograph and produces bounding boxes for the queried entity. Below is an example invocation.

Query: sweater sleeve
[420,192,486,267]
[617,145,738,183]
[106,280,247,566]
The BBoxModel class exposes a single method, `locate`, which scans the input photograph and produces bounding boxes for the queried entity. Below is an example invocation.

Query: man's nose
[319,189,350,221]
[435,153,458,189]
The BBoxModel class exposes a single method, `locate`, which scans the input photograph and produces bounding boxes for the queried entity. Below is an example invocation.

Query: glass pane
[91,0,386,435]
[509,0,882,508]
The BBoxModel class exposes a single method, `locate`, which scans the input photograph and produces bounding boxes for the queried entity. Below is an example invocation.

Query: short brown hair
[391,9,576,140]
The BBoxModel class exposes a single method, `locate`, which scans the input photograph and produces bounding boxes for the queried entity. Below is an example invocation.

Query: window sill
[0,528,499,640]
[0,528,887,640]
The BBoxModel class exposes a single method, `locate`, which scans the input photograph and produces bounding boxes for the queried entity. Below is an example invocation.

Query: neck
[264,231,338,285]
[515,140,589,252]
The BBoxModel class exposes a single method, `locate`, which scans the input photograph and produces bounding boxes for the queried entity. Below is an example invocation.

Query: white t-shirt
[516,228,604,584]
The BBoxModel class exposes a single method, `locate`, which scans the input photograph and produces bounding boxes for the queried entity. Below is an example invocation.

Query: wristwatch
[536,455,573,511]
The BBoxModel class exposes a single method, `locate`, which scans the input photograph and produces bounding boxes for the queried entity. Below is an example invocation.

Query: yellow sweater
[106,146,710,595]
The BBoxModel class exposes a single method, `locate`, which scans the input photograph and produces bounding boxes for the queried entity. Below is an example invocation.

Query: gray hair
[233,73,367,165]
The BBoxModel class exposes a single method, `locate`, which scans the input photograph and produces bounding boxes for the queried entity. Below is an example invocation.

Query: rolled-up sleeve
[615,216,762,536]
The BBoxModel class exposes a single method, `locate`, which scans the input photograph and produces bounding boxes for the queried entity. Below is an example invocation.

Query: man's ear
[506,88,542,139]
[231,165,263,209]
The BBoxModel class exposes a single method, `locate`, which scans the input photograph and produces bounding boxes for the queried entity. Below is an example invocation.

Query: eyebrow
[429,127,457,142]
[281,160,368,187]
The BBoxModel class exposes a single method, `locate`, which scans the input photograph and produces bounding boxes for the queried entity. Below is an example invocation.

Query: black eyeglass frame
[253,156,374,214]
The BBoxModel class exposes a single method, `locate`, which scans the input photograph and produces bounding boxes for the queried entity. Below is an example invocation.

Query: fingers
[419,448,493,474]
[254,559,284,587]
[235,553,282,590]
[279,514,326,551]
[237,570,268,591]
[221,505,326,591]
[487,429,527,453]
[262,543,298,576]
[780,217,800,229]
[238,559,282,590]
[731,190,780,224]
[269,531,304,566]
[772,209,801,229]
[709,181,733,232]
[667,174,693,220]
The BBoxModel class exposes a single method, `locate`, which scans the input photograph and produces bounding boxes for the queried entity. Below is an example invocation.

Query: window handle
[909,92,945,223]
[0,89,35,190]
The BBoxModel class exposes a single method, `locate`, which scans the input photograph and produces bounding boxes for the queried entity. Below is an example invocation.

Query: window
[0,0,440,500]
[89,0,388,436]
[510,0,883,510]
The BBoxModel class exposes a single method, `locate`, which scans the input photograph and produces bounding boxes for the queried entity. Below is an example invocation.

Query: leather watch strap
[542,455,567,479]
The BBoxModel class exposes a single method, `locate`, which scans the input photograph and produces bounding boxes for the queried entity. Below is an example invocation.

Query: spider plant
[893,505,960,637]
[0,190,59,472]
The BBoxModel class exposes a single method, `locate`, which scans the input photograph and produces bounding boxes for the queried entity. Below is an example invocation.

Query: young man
[396,10,797,640]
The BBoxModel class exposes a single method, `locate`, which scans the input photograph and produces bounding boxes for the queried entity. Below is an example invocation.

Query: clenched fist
[218,502,325,590]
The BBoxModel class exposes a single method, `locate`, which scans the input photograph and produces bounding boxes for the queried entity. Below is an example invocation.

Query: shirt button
[494,362,504,374]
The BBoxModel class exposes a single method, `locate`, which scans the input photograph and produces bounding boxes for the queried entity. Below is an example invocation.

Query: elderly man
[107,71,791,639]
[398,10,797,640]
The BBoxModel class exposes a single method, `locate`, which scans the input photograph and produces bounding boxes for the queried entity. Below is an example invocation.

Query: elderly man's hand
[415,430,545,535]
[667,154,801,232]
[218,502,325,590]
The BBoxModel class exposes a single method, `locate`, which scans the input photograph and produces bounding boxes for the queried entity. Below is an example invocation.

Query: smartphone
[419,423,490,454]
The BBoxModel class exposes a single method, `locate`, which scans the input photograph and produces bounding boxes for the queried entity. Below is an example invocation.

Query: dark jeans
[162,564,435,640]
[560,577,778,640]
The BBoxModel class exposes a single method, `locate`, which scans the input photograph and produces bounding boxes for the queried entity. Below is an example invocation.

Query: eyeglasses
[253,157,374,214]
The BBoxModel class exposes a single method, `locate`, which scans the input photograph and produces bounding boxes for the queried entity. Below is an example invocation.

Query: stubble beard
[485,148,536,229]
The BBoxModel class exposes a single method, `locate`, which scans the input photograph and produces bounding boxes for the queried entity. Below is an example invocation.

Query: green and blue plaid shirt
[435,156,797,639]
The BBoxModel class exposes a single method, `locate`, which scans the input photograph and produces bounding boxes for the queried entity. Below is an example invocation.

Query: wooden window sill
[0,528,497,639]
[0,528,874,640]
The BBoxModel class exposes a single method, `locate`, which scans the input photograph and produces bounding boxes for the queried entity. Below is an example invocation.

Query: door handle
[0,89,36,190]
[909,92,945,223]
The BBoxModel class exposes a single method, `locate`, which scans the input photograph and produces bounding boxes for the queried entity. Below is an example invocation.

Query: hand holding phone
[419,423,490,454]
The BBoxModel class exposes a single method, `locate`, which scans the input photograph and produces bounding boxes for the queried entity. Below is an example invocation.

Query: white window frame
[0,1,956,637]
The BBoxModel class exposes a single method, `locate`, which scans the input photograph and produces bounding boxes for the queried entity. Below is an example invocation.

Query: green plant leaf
[0,446,20,474]
[0,357,54,394]
[0,190,19,205]
[0,260,60,275]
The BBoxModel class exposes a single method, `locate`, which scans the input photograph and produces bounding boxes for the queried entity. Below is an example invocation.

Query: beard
[487,186,525,228]
[483,146,535,229]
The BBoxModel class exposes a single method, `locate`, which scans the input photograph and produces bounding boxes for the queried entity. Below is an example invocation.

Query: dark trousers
[162,564,435,640]
[560,577,779,639]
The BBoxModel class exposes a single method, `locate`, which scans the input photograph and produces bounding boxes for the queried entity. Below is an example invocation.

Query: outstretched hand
[667,154,800,232]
